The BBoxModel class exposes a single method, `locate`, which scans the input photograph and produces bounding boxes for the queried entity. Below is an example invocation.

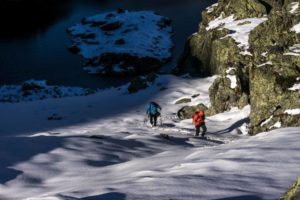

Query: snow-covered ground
[0,75,299,200]
[0,80,96,103]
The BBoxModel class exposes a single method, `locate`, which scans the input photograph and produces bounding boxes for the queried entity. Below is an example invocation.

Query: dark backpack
[148,102,161,115]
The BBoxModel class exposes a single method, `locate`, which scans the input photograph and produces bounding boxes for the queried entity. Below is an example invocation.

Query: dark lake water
[0,0,217,89]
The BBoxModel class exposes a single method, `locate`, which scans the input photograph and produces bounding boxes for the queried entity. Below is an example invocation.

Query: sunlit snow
[0,75,299,200]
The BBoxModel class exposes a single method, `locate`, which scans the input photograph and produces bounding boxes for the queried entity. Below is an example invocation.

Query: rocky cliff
[174,0,300,134]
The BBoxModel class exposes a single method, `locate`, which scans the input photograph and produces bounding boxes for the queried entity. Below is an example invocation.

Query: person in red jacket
[192,109,207,137]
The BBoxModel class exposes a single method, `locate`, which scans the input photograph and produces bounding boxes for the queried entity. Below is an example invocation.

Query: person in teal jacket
[146,101,161,126]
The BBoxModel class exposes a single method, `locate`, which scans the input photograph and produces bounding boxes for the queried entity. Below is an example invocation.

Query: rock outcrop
[280,177,300,200]
[174,0,300,134]
[67,10,173,76]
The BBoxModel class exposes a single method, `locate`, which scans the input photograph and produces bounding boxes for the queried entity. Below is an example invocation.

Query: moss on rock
[175,98,192,104]
[175,0,300,134]
[177,104,210,120]
[249,63,300,134]
[280,177,300,200]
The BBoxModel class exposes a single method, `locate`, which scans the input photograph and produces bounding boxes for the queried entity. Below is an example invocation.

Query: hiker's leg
[195,125,200,136]
[201,122,207,136]
[153,115,157,126]
[150,115,154,125]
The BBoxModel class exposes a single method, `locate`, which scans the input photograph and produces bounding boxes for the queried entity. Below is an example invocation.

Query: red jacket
[192,111,205,126]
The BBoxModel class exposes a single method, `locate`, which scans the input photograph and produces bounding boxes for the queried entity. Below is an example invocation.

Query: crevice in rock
[257,0,273,14]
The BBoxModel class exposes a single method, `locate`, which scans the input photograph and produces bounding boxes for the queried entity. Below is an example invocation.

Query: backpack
[192,111,205,125]
[147,102,161,115]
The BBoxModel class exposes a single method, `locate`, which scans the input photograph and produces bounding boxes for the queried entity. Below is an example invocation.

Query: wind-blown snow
[0,75,299,200]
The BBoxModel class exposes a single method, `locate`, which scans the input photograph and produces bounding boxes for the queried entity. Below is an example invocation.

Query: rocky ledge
[0,80,96,103]
[174,0,300,135]
[280,177,300,200]
[67,9,173,76]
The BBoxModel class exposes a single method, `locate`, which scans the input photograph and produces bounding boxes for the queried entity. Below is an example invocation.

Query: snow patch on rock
[291,23,300,33]
[67,10,173,75]
[206,3,218,14]
[271,121,282,129]
[257,61,273,67]
[206,14,235,31]
[207,14,267,53]
[284,44,300,56]
[226,75,237,89]
[261,115,273,127]
[284,109,300,115]
[222,17,267,51]
[290,2,299,14]
[261,52,268,57]
[289,83,300,91]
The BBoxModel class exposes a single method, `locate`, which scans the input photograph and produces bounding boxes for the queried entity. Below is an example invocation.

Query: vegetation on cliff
[174,0,300,135]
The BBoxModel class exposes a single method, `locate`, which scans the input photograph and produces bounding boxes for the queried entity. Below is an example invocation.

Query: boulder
[209,76,248,113]
[177,103,210,120]
[127,76,148,94]
[175,98,192,104]
[127,72,158,93]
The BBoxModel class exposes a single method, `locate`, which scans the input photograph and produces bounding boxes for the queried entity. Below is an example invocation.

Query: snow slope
[0,75,299,200]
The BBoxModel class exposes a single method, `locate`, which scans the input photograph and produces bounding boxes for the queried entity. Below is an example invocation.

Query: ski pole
[159,113,163,126]
[144,114,148,126]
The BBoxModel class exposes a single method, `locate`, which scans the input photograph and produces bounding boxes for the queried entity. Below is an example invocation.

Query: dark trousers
[195,122,207,136]
[150,114,158,126]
